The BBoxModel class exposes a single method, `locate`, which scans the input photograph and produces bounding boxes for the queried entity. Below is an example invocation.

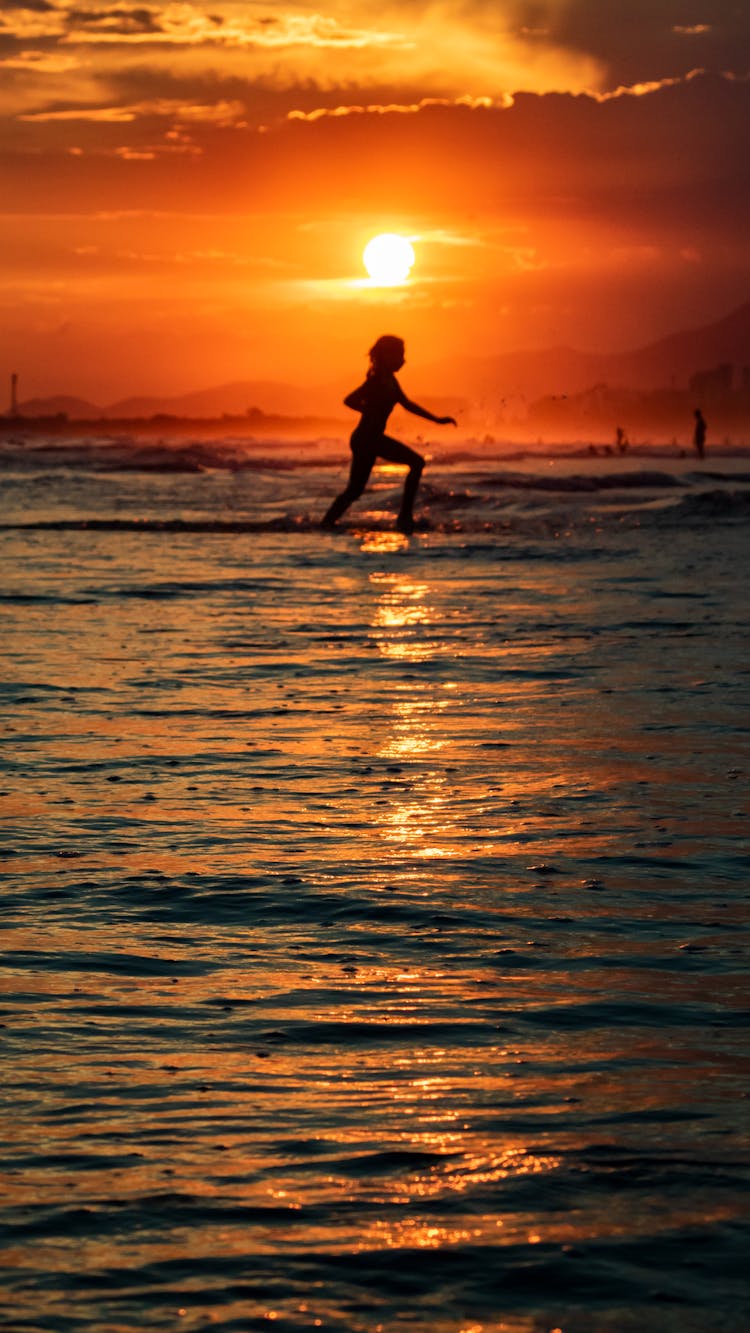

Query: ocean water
[1,437,749,1332]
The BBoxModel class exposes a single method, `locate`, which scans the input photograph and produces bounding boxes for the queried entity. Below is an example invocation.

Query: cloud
[2,1,749,107]
[284,69,708,123]
[592,69,703,102]
[21,103,133,117]
[510,0,749,85]
[110,243,280,266]
[0,0,57,9]
[415,228,483,247]
[18,93,244,121]
[501,243,547,272]
[287,94,501,123]
[65,5,164,36]
[2,0,607,105]
[0,46,79,67]
[57,4,413,50]
[0,3,64,38]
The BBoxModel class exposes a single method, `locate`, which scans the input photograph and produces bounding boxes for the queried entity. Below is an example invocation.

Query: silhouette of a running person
[321,335,456,534]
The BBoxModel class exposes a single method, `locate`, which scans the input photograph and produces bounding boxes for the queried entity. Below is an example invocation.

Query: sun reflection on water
[357,530,410,555]
[377,695,455,856]
[366,568,467,862]
[369,568,440,661]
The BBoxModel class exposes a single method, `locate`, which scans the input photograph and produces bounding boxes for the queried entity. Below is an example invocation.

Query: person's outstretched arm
[400,394,456,426]
[396,383,456,425]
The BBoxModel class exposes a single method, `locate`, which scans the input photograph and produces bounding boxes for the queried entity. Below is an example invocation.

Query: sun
[363,233,415,286]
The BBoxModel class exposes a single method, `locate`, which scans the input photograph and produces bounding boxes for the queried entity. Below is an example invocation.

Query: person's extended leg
[321,449,374,527]
[377,436,424,533]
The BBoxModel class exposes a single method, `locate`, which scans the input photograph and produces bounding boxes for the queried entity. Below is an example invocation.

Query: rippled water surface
[2,444,749,1332]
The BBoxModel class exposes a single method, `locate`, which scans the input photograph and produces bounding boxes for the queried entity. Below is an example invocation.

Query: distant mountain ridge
[15,299,750,420]
[17,381,332,421]
[418,300,750,404]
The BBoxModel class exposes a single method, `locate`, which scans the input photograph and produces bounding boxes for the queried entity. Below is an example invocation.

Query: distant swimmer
[693,408,707,460]
[321,335,457,534]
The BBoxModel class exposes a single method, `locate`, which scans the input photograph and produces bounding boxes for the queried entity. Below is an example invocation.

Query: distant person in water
[693,408,707,460]
[321,335,456,534]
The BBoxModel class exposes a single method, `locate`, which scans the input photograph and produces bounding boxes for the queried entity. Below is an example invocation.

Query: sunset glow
[0,3,747,406]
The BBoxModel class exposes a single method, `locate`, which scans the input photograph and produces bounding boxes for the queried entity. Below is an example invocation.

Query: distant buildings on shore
[521,361,750,443]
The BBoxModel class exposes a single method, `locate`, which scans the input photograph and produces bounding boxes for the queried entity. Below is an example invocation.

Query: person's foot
[395,515,414,534]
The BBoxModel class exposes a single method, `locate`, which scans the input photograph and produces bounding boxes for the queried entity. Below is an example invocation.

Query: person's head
[368,335,405,375]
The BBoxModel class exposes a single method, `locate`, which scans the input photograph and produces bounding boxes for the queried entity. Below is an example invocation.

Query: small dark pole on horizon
[693,408,707,460]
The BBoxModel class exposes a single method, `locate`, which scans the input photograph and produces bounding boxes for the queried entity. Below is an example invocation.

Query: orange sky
[1,1,748,402]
